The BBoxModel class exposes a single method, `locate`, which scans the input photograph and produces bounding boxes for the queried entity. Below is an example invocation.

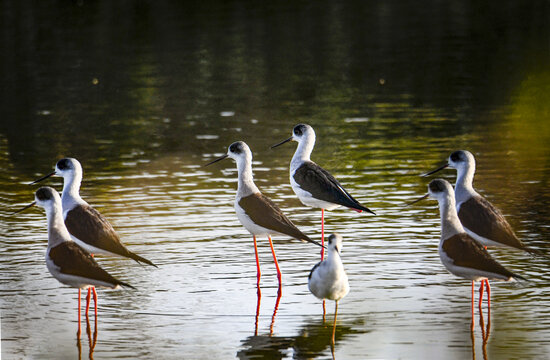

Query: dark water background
[1,1,550,359]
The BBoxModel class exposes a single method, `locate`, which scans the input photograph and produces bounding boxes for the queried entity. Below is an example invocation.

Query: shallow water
[1,1,550,359]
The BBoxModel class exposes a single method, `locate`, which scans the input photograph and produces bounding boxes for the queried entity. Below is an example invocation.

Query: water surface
[1,1,550,359]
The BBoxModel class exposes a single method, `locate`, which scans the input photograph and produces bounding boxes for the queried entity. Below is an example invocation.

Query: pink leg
[254,287,261,336]
[268,236,282,285]
[92,287,98,317]
[85,287,91,316]
[486,280,491,308]
[470,281,475,330]
[77,288,82,338]
[253,235,261,287]
[478,280,485,309]
[477,246,488,307]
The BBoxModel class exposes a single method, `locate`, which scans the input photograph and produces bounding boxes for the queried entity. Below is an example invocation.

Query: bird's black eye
[450,151,462,162]
[56,158,71,170]
[229,142,243,154]
[293,124,305,136]
[36,187,53,201]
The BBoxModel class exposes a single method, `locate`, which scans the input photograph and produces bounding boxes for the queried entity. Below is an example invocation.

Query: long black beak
[12,201,36,215]
[270,137,292,149]
[421,163,449,177]
[29,171,56,185]
[204,154,229,167]
[405,193,429,207]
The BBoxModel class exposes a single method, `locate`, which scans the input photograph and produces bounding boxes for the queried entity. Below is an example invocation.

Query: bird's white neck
[61,173,86,213]
[236,157,259,197]
[437,193,465,240]
[326,246,344,267]
[454,164,477,203]
[44,203,72,247]
[291,136,315,169]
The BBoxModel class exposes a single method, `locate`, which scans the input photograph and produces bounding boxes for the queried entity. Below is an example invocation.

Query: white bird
[206,141,322,287]
[410,179,525,313]
[308,233,350,345]
[423,150,543,255]
[272,124,374,258]
[14,186,134,331]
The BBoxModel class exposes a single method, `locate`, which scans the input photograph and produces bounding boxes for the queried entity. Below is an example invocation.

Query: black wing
[294,161,374,213]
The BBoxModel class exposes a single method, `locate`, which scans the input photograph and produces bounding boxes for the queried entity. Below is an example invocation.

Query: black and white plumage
[272,124,375,214]
[31,158,156,267]
[205,141,321,286]
[15,187,134,290]
[416,179,525,284]
[308,233,349,345]
[308,233,350,301]
[423,150,543,255]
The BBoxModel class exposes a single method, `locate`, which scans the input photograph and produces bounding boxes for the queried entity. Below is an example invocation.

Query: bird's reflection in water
[470,305,491,360]
[239,315,366,359]
[254,285,282,336]
[77,313,98,360]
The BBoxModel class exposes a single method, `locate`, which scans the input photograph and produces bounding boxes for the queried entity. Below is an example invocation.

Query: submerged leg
[268,236,282,285]
[253,235,261,287]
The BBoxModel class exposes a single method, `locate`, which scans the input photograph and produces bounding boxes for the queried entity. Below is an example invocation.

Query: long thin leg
[471,281,475,330]
[478,280,485,309]
[92,287,98,317]
[332,300,339,346]
[77,288,82,338]
[85,287,91,315]
[478,246,488,307]
[268,236,282,285]
[254,287,261,336]
[485,280,491,309]
[253,235,261,287]
[470,318,476,360]
[84,255,94,316]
